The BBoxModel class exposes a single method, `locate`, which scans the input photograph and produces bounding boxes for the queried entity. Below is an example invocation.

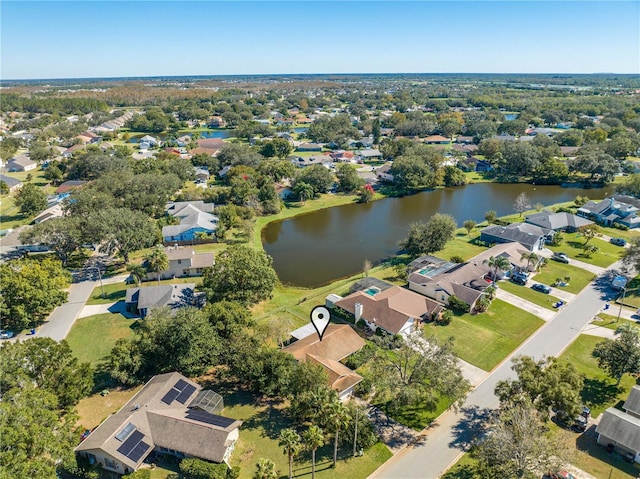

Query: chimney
[355,302,363,322]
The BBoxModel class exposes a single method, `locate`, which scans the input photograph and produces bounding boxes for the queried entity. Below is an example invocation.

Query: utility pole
[617,286,626,322]
[353,406,359,456]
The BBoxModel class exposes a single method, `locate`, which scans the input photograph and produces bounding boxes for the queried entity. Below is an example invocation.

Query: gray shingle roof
[596,407,640,453]
[525,211,593,231]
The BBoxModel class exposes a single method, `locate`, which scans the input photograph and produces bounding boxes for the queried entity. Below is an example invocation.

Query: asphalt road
[371,271,618,479]
[34,279,97,341]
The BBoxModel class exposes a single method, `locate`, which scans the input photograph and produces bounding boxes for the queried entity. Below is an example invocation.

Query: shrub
[450,255,464,263]
[613,223,630,231]
[123,470,151,479]
[179,458,232,479]
[448,295,470,313]
[356,319,366,329]
[435,310,453,326]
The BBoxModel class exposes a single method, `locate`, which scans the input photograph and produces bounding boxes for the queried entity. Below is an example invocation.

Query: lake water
[504,113,519,121]
[262,183,614,288]
[199,130,234,139]
[293,127,309,133]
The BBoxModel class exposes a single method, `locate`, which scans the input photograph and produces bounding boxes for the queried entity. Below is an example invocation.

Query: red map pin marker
[310,305,331,341]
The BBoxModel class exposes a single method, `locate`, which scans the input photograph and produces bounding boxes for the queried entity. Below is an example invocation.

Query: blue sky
[1,1,638,79]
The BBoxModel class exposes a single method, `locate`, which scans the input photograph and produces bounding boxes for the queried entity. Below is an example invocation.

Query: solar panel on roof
[186,409,235,428]
[127,441,151,463]
[161,388,181,405]
[117,430,144,456]
[115,423,136,442]
[174,379,188,391]
[175,384,197,404]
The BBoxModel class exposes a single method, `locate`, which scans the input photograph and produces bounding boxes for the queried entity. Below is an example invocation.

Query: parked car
[532,283,552,294]
[610,237,627,247]
[511,272,528,285]
[554,410,587,432]
[551,252,570,264]
[0,330,15,339]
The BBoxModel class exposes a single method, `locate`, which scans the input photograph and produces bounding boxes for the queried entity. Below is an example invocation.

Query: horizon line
[2,71,638,83]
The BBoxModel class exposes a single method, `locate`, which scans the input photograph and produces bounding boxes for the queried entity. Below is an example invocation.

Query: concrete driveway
[495,288,556,321]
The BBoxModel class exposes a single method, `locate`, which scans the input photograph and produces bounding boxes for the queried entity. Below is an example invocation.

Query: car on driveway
[610,237,627,247]
[0,330,15,339]
[532,283,552,294]
[554,410,587,432]
[551,252,570,264]
[511,272,528,285]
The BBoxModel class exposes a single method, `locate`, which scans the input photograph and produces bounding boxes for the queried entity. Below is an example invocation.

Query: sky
[1,1,639,80]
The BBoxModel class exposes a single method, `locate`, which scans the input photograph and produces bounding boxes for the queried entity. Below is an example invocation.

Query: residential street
[370,268,622,479]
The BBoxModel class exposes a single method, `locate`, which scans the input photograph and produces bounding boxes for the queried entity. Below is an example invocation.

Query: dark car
[610,237,627,247]
[532,283,552,294]
[511,273,528,285]
[551,252,570,264]
[554,410,587,432]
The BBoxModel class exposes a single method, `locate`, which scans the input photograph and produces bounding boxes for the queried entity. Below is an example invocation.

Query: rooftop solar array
[161,379,197,405]
[116,429,151,463]
[186,409,236,428]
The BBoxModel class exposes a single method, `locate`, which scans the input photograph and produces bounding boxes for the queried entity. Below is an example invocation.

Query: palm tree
[326,400,351,467]
[126,263,147,286]
[145,244,169,284]
[253,458,278,479]
[303,425,324,479]
[483,255,512,285]
[279,428,302,479]
[520,251,539,272]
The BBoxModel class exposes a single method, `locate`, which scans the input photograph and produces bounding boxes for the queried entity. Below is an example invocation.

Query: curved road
[371,271,618,479]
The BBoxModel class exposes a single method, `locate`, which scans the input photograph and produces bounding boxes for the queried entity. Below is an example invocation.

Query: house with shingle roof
[596,385,640,463]
[75,372,241,475]
[163,201,219,244]
[480,222,549,251]
[577,196,640,229]
[125,283,196,318]
[524,210,593,232]
[0,174,23,193]
[145,247,214,281]
[6,154,37,172]
[282,324,365,399]
[425,135,451,144]
[333,285,443,337]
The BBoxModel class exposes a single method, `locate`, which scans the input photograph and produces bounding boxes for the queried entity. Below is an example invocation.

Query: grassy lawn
[598,225,640,242]
[593,313,638,330]
[66,312,139,365]
[559,334,637,418]
[438,231,488,261]
[620,276,640,309]
[380,394,453,432]
[498,280,560,310]
[548,234,625,268]
[0,168,57,229]
[219,388,391,479]
[534,262,597,294]
[424,299,544,372]
[76,386,142,431]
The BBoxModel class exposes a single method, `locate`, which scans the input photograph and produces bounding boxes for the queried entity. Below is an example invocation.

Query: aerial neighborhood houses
[596,385,640,463]
[75,372,242,475]
[162,201,219,244]
[125,283,198,318]
[577,195,640,229]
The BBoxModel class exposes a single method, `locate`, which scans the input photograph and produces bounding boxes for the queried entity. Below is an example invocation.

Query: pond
[504,113,519,121]
[198,129,234,139]
[262,183,614,288]
[293,127,309,134]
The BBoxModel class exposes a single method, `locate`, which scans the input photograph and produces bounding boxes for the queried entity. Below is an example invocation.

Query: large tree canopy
[593,323,640,385]
[399,213,457,258]
[0,258,71,331]
[202,245,278,305]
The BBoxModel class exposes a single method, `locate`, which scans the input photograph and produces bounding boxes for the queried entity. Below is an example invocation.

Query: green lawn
[0,168,56,229]
[593,313,638,330]
[548,234,625,268]
[498,280,560,310]
[66,312,139,365]
[620,276,640,309]
[533,262,597,294]
[379,394,453,432]
[559,334,637,418]
[424,299,544,372]
[220,388,392,479]
[438,231,488,261]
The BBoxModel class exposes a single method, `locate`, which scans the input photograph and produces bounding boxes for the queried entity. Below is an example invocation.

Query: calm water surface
[262,183,614,288]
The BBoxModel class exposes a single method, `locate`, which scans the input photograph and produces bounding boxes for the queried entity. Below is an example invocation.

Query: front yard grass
[548,235,624,268]
[533,262,597,294]
[620,276,640,309]
[424,299,544,372]
[66,312,139,365]
[76,386,142,431]
[559,334,636,418]
[498,280,560,310]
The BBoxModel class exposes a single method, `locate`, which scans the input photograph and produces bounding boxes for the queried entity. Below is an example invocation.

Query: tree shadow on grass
[581,377,623,409]
[448,405,493,450]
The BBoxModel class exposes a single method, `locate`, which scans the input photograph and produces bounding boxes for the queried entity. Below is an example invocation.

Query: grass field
[66,312,139,365]
[0,167,56,230]
[424,299,544,372]
[534,262,597,294]
[548,234,625,268]
[498,280,560,310]
[559,334,637,418]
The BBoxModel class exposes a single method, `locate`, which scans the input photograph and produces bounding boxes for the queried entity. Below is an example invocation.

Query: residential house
[560,146,580,158]
[407,255,491,311]
[125,283,196,318]
[296,143,323,152]
[55,180,87,195]
[0,174,23,193]
[577,196,640,229]
[77,131,100,144]
[290,154,333,168]
[162,201,219,244]
[596,385,640,463]
[492,133,517,142]
[355,149,383,161]
[208,116,226,128]
[425,135,451,144]
[146,247,213,281]
[480,222,549,251]
[63,144,85,158]
[524,210,593,232]
[348,137,374,149]
[176,135,192,147]
[330,150,356,163]
[33,203,63,224]
[451,143,479,155]
[75,372,241,475]
[139,135,159,148]
[6,154,37,172]
[468,242,542,274]
[375,164,394,182]
[194,168,210,184]
[282,324,365,399]
[455,136,474,144]
[333,285,443,337]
